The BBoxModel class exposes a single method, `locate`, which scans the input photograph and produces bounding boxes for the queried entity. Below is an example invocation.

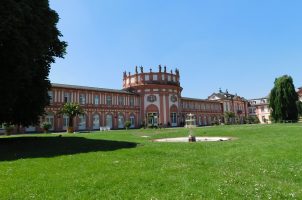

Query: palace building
[39,66,249,132]
[6,66,248,133]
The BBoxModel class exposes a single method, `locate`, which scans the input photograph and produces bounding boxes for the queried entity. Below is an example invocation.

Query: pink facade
[39,66,226,132]
[43,84,141,132]
[248,97,271,124]
[208,90,249,123]
[5,66,253,133]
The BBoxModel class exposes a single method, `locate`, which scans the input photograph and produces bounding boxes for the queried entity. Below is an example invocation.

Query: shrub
[247,116,260,124]
[124,121,131,130]
[41,122,52,133]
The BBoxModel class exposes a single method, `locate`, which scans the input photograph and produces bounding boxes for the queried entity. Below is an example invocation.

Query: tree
[59,103,84,133]
[0,0,67,128]
[269,75,298,122]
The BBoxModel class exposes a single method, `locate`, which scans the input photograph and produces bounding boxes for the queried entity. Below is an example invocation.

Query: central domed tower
[123,65,182,127]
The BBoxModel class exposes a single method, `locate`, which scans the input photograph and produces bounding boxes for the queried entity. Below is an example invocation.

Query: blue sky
[49,0,302,99]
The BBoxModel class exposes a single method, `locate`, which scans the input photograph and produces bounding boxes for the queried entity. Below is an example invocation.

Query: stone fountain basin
[153,137,231,142]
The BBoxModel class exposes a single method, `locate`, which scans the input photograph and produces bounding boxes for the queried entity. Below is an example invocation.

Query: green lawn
[0,124,301,199]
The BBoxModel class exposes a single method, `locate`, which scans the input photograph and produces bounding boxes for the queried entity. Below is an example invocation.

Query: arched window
[78,115,86,130]
[45,113,54,131]
[208,116,212,125]
[170,105,178,127]
[130,114,135,128]
[204,116,207,126]
[63,114,69,130]
[118,113,124,129]
[93,114,100,130]
[106,114,113,129]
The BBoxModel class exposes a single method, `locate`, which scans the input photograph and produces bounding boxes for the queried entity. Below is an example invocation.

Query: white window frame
[106,114,113,129]
[94,95,99,105]
[130,115,135,128]
[118,114,124,129]
[64,92,71,103]
[93,114,100,130]
[79,94,86,105]
[48,91,54,103]
[78,115,86,130]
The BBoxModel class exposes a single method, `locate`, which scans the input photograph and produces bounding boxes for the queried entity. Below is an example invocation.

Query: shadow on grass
[0,136,138,161]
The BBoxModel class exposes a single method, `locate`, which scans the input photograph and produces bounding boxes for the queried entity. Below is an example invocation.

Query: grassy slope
[0,124,301,199]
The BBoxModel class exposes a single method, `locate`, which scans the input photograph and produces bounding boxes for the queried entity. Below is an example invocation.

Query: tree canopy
[269,75,298,122]
[0,0,67,126]
[59,103,84,133]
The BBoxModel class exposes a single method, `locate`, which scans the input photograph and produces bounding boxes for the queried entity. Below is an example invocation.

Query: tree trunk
[67,116,74,133]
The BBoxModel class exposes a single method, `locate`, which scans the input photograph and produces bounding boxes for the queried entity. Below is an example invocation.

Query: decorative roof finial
[150,68,152,73]
[175,68,179,76]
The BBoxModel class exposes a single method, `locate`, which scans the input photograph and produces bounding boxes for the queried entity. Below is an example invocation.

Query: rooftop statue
[140,66,143,73]
[164,66,167,73]
[150,68,152,73]
[135,66,138,74]
[159,65,162,72]
[175,68,180,76]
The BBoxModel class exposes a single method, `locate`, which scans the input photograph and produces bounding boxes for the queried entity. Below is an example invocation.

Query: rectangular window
[64,92,71,103]
[161,74,165,81]
[48,91,53,103]
[118,96,124,106]
[261,106,264,112]
[168,75,171,81]
[131,77,136,83]
[106,95,112,105]
[145,75,150,81]
[153,75,158,81]
[94,95,99,105]
[79,94,86,105]
[63,115,69,130]
[130,96,134,106]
